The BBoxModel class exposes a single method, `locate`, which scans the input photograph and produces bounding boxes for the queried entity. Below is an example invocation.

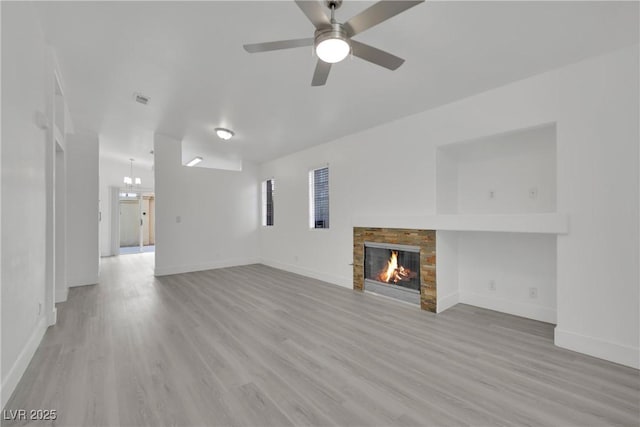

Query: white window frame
[308,166,329,230]
[261,178,274,227]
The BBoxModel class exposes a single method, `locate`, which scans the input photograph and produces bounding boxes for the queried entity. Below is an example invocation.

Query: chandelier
[123,158,141,196]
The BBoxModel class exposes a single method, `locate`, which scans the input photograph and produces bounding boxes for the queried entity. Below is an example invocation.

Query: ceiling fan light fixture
[315,25,350,64]
[316,38,350,63]
[215,128,235,140]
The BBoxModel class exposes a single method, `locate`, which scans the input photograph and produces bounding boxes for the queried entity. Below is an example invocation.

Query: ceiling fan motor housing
[314,23,349,50]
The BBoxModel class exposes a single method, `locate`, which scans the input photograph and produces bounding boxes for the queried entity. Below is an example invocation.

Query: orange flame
[377,250,417,284]
[378,251,399,283]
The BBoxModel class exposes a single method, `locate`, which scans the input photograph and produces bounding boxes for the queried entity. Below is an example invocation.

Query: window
[309,166,329,229]
[261,179,274,226]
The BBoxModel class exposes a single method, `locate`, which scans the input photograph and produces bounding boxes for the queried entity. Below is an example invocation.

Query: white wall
[435,231,459,313]
[54,147,66,302]
[66,133,99,287]
[1,2,49,408]
[154,134,259,276]
[554,45,639,369]
[0,0,3,412]
[99,156,154,256]
[259,46,639,368]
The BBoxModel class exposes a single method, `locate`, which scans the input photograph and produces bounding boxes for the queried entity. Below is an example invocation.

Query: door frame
[114,187,154,255]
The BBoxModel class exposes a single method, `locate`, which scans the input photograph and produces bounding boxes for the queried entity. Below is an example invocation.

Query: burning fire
[377,251,416,284]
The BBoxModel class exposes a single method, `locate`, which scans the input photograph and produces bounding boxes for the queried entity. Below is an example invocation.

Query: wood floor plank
[3,253,639,427]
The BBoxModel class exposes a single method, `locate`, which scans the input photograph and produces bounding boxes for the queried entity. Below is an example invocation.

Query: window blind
[266,179,274,226]
[312,167,329,229]
[262,179,274,226]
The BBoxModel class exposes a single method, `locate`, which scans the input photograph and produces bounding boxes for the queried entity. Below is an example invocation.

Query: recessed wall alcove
[436,123,557,215]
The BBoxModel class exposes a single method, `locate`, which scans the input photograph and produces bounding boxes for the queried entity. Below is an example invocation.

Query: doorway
[119,191,155,255]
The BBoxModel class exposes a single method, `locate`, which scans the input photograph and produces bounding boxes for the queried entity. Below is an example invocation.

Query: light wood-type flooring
[4,253,639,426]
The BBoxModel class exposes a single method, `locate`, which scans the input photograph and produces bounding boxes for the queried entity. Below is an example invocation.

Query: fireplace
[353,228,436,312]
[364,243,421,304]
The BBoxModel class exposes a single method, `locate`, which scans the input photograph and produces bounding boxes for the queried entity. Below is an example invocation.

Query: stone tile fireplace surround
[353,227,436,312]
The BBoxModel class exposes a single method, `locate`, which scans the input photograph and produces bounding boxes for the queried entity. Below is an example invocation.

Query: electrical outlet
[176,215,181,223]
[38,302,42,316]
[529,187,538,199]
[529,287,538,298]
[488,280,496,291]
[488,190,495,199]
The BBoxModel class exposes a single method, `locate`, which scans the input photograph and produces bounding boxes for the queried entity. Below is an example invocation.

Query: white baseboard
[154,257,261,276]
[555,328,639,369]
[260,258,352,289]
[437,291,459,313]
[459,290,557,323]
[54,287,68,303]
[1,316,48,409]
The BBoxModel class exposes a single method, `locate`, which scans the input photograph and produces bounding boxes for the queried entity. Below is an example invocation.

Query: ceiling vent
[133,93,150,105]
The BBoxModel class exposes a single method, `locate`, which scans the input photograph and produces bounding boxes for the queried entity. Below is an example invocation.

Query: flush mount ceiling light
[186,156,203,167]
[215,128,235,141]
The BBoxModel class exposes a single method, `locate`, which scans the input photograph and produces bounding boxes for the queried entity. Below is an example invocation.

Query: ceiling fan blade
[343,1,424,37]
[243,38,314,53]
[311,60,331,86]
[295,0,331,29]
[350,40,405,70]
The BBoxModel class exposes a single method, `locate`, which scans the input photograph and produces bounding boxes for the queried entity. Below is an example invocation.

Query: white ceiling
[34,1,639,170]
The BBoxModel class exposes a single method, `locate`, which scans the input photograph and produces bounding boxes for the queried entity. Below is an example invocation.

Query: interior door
[119,199,140,248]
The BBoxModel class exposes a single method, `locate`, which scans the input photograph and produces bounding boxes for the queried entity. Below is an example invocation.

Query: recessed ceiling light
[186,156,203,167]
[215,128,234,140]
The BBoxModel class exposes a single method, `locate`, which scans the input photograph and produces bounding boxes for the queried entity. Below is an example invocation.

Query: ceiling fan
[243,0,425,86]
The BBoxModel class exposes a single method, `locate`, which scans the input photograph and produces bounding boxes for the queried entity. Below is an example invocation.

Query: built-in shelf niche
[436,123,557,215]
[435,230,557,323]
